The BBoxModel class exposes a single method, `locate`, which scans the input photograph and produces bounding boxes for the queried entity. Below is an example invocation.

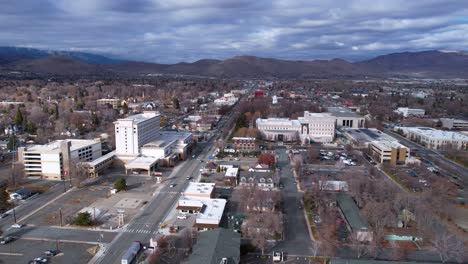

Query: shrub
[72,212,92,226]
[114,178,127,191]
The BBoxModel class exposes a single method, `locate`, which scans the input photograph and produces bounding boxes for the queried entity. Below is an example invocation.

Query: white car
[34,257,48,263]
[177,214,188,220]
[11,223,23,228]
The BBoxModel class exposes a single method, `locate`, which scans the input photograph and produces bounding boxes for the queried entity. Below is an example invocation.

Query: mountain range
[1,47,468,79]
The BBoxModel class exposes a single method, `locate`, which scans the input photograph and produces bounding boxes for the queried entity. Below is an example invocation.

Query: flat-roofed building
[18,139,102,180]
[97,98,120,109]
[298,111,336,143]
[369,140,409,165]
[395,107,425,117]
[178,182,226,231]
[256,118,300,142]
[337,193,373,242]
[396,127,468,150]
[140,131,192,165]
[440,118,468,130]
[232,137,257,152]
[328,107,365,128]
[114,111,160,156]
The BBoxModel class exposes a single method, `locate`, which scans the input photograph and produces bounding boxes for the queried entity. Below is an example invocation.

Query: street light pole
[13,207,17,223]
[93,207,96,229]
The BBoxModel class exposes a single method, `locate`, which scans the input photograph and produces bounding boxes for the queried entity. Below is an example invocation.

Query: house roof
[188,228,240,264]
[336,193,369,231]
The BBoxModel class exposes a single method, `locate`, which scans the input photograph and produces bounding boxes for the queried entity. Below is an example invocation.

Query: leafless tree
[432,231,466,263]
[311,240,321,257]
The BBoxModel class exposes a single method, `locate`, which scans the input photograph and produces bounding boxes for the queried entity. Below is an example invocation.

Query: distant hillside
[357,50,468,78]
[1,47,468,78]
[0,46,124,65]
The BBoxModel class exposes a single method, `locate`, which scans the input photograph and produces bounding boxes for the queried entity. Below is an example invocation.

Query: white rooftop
[195,198,227,225]
[184,182,215,197]
[125,156,158,168]
[25,139,99,153]
[372,139,408,149]
[117,111,159,124]
[403,127,468,141]
[178,198,204,208]
[225,167,239,177]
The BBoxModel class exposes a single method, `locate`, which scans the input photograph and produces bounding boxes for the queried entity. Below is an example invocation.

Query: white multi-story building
[213,93,238,106]
[396,127,468,150]
[18,139,102,180]
[298,112,336,143]
[395,107,425,118]
[256,111,336,143]
[140,131,193,163]
[96,98,120,109]
[327,107,365,128]
[256,118,301,142]
[369,140,409,165]
[440,118,468,130]
[114,111,160,156]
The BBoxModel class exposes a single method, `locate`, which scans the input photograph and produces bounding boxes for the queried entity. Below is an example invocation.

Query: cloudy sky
[1,0,468,63]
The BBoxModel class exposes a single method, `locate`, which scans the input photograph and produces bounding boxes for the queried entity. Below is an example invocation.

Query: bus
[121,241,141,264]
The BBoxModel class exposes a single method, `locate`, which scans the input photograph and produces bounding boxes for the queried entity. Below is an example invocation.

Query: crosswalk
[124,228,153,234]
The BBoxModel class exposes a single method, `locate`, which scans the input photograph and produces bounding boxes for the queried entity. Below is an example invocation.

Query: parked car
[273,251,284,262]
[177,214,188,220]
[186,176,191,180]
[11,223,23,228]
[44,250,60,256]
[33,257,48,263]
[0,236,13,244]
[0,213,8,218]
[169,183,176,188]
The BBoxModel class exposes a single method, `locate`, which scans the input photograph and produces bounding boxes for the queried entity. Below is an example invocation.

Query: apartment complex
[395,107,425,117]
[114,111,160,156]
[97,98,121,109]
[18,139,102,180]
[369,140,409,165]
[396,127,468,150]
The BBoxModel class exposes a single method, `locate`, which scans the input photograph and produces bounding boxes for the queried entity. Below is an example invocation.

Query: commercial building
[97,98,120,109]
[140,131,193,165]
[344,128,399,148]
[177,183,226,231]
[214,93,238,106]
[327,107,365,128]
[188,228,240,264]
[231,137,257,152]
[18,139,102,180]
[256,111,336,143]
[114,111,161,156]
[369,140,409,165]
[396,127,468,150]
[395,107,425,117]
[440,118,468,130]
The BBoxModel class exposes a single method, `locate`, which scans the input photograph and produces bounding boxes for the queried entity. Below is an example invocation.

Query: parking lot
[0,239,95,264]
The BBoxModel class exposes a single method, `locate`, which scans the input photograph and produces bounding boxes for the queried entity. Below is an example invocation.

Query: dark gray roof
[336,193,369,231]
[188,228,241,264]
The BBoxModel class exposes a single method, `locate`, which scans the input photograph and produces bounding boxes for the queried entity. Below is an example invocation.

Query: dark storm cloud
[1,0,467,63]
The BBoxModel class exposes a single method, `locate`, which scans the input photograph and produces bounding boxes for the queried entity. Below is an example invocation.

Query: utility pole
[93,207,96,229]
[13,207,17,223]
[59,208,63,227]
[56,238,59,251]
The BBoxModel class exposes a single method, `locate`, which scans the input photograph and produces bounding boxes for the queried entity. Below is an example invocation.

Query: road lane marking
[0,253,23,256]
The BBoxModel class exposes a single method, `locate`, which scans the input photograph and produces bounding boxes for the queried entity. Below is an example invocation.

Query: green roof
[188,228,241,264]
[336,193,369,231]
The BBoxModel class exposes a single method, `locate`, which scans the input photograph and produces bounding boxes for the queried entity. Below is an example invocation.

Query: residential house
[188,228,240,264]
[239,171,276,189]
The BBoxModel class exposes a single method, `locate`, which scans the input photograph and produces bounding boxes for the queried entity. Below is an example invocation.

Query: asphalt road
[95,137,218,264]
[270,147,313,255]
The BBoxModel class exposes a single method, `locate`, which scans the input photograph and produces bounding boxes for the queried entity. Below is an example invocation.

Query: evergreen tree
[15,108,23,126]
